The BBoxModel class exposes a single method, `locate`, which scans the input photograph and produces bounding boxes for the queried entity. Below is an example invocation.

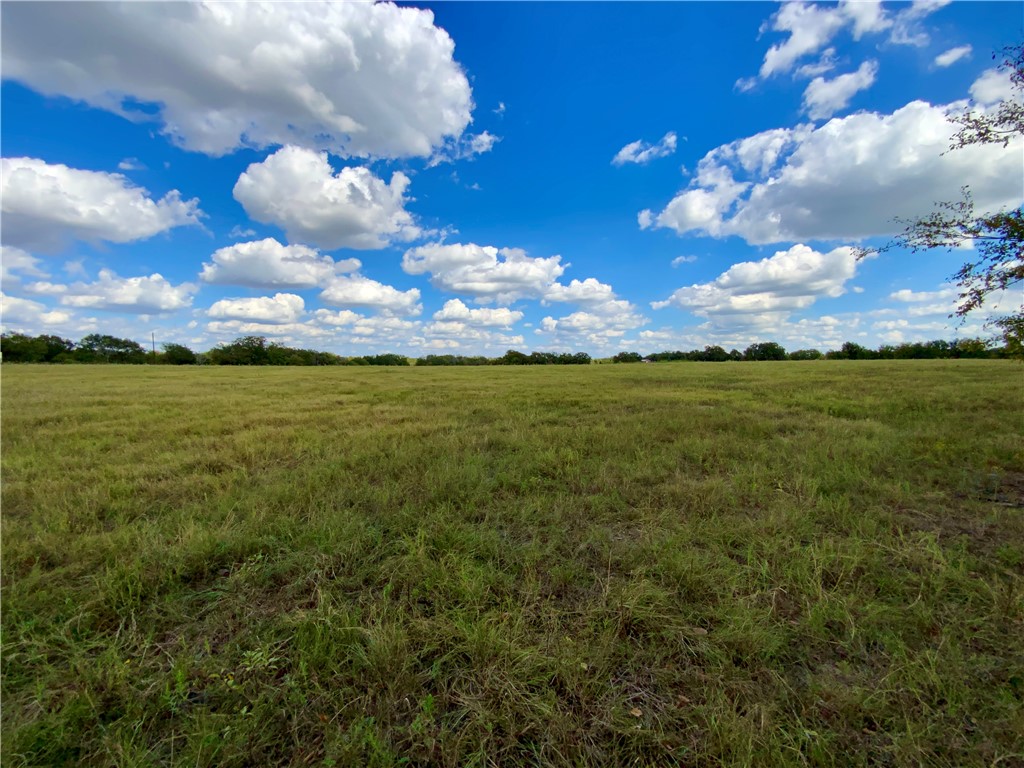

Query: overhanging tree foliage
[859,43,1023,352]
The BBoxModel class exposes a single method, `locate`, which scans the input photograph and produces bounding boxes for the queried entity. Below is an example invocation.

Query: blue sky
[1,1,1021,356]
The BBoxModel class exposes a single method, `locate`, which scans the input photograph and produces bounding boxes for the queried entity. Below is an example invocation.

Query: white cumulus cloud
[427,132,501,167]
[671,255,698,267]
[207,293,305,324]
[1,245,50,284]
[970,67,1016,107]
[200,238,360,289]
[233,146,421,250]
[802,60,878,120]
[758,2,849,79]
[641,99,1022,244]
[1,292,73,328]
[934,45,972,68]
[319,274,422,317]
[432,298,523,327]
[652,244,861,317]
[612,132,678,166]
[1,2,473,158]
[741,0,943,87]
[402,242,566,304]
[228,225,257,239]
[0,157,202,252]
[349,315,420,338]
[55,270,196,313]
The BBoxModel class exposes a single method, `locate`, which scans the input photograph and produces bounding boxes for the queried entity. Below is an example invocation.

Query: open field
[2,361,1022,767]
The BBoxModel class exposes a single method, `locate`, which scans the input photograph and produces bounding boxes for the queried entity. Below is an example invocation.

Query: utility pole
[151,332,156,361]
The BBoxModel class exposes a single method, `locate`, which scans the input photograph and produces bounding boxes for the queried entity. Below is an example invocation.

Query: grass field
[2,361,1022,767]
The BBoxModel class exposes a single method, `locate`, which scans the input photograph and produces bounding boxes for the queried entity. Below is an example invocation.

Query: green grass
[2,361,1022,767]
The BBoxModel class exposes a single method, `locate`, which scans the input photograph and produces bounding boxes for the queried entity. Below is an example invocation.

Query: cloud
[889,286,958,304]
[889,0,952,47]
[934,45,972,68]
[970,67,1016,106]
[402,242,566,303]
[432,298,522,327]
[1,292,73,327]
[537,280,649,347]
[311,309,362,327]
[539,308,647,342]
[207,293,305,324]
[758,2,848,79]
[195,304,566,356]
[541,277,638,317]
[1,2,472,158]
[228,225,256,239]
[1,245,50,284]
[54,270,196,313]
[652,244,860,319]
[319,274,422,316]
[641,99,1022,244]
[0,157,202,252]
[200,238,360,289]
[206,319,334,339]
[639,159,753,238]
[802,60,878,119]
[839,0,890,40]
[612,132,678,166]
[117,157,146,171]
[872,281,1012,339]
[741,0,944,87]
[420,321,525,351]
[795,48,838,79]
[671,255,698,267]
[883,285,1017,318]
[401,242,645,335]
[427,131,501,167]
[233,146,421,250]
[348,315,420,338]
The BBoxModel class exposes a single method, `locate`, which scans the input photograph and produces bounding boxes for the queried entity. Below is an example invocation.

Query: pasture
[2,361,1022,767]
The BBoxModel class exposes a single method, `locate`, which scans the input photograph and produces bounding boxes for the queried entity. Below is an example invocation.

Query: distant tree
[162,343,197,365]
[858,43,1023,353]
[418,354,491,366]
[1,333,40,362]
[361,353,409,366]
[789,348,823,361]
[700,345,729,362]
[498,349,530,365]
[743,342,787,361]
[840,341,875,360]
[612,351,643,363]
[1,333,75,362]
[951,337,992,358]
[76,334,146,363]
[36,334,76,362]
[209,335,270,365]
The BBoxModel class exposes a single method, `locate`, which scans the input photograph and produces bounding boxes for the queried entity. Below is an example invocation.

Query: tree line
[628,338,1011,363]
[0,333,404,366]
[1,332,1013,366]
